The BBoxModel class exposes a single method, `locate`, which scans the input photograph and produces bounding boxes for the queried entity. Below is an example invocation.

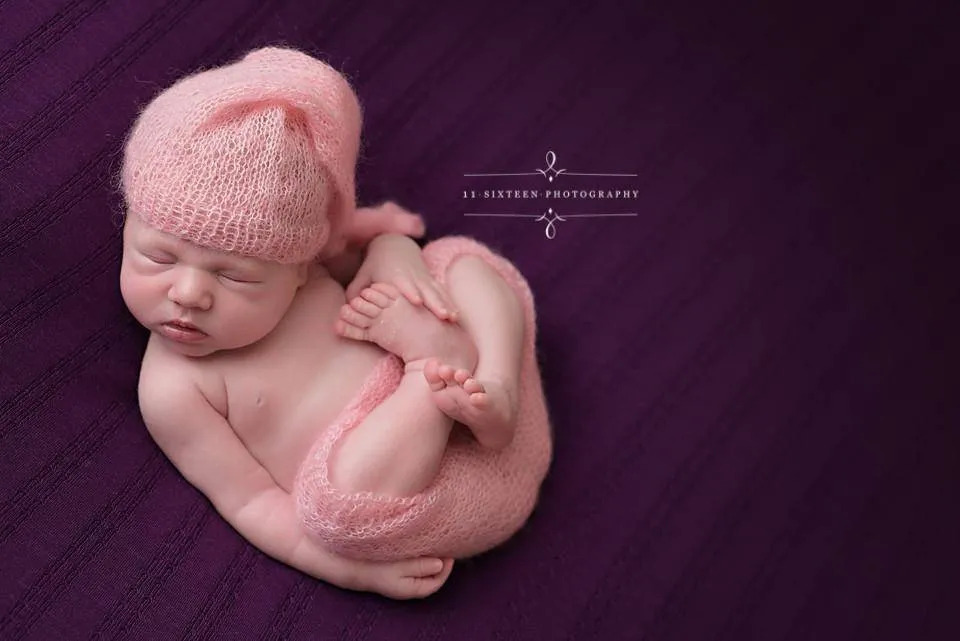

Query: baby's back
[142,267,387,492]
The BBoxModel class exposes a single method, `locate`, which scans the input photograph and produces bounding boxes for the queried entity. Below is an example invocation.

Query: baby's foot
[423,358,517,446]
[336,283,477,371]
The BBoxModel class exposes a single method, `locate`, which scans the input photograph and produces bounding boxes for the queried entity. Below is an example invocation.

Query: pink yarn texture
[121,46,553,560]
[294,236,554,561]
[121,47,362,263]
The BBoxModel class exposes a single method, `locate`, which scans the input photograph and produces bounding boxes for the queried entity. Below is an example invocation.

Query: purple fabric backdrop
[1,0,957,639]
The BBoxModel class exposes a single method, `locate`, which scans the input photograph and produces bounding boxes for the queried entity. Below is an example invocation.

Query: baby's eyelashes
[218,272,261,284]
[142,252,175,265]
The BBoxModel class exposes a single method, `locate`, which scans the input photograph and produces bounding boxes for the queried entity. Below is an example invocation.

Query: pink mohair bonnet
[120,46,362,263]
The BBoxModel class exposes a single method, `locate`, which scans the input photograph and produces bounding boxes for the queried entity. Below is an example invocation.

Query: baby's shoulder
[139,337,227,416]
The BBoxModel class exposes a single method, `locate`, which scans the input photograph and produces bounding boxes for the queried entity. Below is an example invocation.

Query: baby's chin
[152,331,221,358]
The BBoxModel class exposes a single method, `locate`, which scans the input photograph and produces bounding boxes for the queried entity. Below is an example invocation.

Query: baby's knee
[445,253,494,282]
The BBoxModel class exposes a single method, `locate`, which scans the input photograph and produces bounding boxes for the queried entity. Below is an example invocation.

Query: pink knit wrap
[294,237,554,561]
[120,47,362,263]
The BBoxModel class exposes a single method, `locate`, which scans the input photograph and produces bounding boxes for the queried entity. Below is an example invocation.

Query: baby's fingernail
[430,559,444,573]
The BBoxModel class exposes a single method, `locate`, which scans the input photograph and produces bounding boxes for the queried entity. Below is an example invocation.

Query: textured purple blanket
[1,1,957,639]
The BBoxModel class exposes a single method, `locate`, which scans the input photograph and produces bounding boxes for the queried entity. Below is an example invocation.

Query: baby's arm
[137,369,451,599]
[346,233,458,322]
[346,201,425,246]
[326,202,426,287]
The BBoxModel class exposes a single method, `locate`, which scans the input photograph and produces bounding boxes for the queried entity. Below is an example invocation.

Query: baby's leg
[425,255,524,450]
[330,284,477,497]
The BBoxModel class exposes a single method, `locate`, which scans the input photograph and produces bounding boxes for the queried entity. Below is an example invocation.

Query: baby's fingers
[345,264,373,301]
[394,275,424,307]
[421,284,458,322]
[397,212,426,238]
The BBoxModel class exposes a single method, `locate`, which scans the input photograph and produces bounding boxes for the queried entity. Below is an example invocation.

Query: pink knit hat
[121,47,362,263]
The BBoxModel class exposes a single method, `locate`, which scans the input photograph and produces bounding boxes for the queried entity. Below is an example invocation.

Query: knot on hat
[121,46,362,263]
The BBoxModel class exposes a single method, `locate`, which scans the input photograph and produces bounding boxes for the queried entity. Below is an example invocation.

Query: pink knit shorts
[293,237,553,561]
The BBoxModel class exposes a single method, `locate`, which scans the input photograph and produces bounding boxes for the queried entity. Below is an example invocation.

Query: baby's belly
[218,279,388,492]
[252,345,384,492]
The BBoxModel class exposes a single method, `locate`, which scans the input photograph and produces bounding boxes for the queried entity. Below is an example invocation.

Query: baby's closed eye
[218,271,262,284]
[139,249,176,264]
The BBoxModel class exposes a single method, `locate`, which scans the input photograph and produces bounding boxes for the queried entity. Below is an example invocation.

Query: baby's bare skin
[146,262,384,492]
[328,253,524,502]
[338,283,516,443]
[329,282,478,498]
[124,210,459,599]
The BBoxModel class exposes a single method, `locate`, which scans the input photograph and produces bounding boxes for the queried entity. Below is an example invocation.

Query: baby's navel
[255,392,264,407]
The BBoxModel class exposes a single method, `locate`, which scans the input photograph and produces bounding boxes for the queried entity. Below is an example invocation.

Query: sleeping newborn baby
[119,47,552,600]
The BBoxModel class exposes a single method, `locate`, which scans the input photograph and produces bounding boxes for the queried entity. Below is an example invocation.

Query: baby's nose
[169,268,213,310]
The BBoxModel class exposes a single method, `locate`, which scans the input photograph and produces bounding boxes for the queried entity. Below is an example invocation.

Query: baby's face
[120,214,308,357]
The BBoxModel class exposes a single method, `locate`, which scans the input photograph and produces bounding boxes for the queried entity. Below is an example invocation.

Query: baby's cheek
[220,299,274,343]
[119,266,157,319]
[118,263,138,306]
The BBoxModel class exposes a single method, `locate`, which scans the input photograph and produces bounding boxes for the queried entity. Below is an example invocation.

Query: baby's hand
[347,234,458,322]
[346,201,425,247]
[356,556,455,600]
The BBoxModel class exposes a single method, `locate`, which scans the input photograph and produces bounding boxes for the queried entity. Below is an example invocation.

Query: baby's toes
[360,287,393,307]
[340,304,372,328]
[469,391,491,410]
[453,368,472,385]
[370,282,401,299]
[463,378,485,394]
[423,359,446,391]
[438,364,458,383]
[336,320,368,342]
[349,296,381,318]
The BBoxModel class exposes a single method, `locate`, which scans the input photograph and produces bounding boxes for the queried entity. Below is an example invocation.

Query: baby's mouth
[160,319,209,342]
[166,318,201,331]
